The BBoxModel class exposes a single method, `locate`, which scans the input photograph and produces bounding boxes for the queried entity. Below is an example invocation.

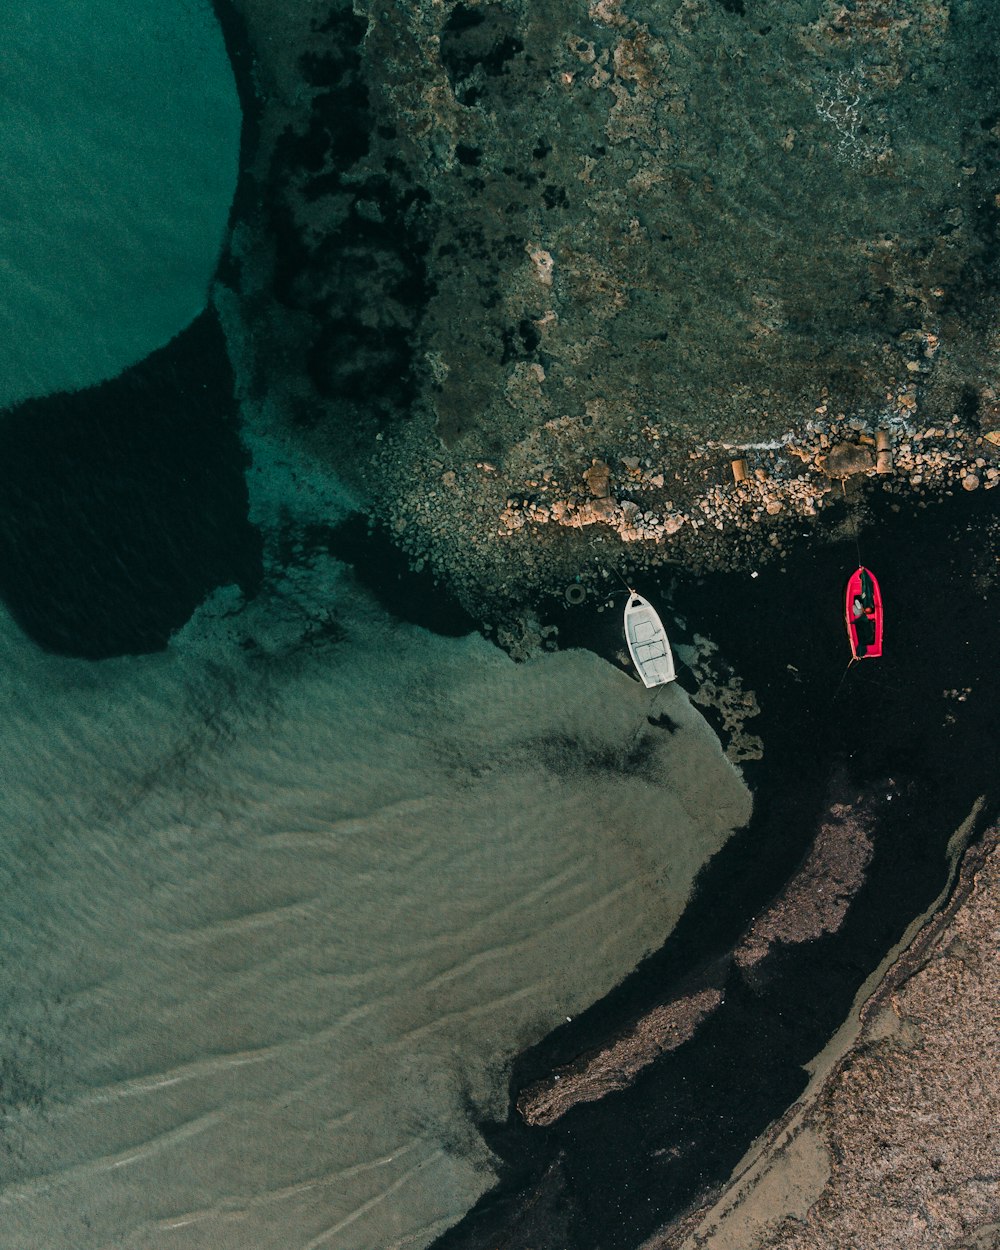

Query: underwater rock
[820,443,875,479]
[517,988,724,1128]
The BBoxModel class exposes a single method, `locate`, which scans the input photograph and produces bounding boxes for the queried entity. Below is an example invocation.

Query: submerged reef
[225,0,1000,620]
[515,778,878,1129]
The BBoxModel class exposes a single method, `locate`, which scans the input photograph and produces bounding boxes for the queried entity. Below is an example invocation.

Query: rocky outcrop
[646,824,1000,1250]
[225,0,1000,618]
[735,798,875,971]
[517,989,723,1128]
[818,442,874,480]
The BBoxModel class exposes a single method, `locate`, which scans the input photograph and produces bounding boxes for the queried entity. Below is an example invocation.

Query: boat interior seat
[636,641,666,661]
[632,619,657,642]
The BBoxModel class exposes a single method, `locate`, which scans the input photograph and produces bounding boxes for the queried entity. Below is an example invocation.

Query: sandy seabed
[0,522,748,1250]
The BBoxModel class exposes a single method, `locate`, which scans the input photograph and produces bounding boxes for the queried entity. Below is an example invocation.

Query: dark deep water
[425,485,999,1250]
[0,0,264,663]
[0,310,262,658]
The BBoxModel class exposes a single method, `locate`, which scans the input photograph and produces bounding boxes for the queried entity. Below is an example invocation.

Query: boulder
[820,442,874,479]
[588,494,617,516]
[583,459,611,497]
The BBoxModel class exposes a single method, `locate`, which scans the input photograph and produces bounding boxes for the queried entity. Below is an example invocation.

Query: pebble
[475,412,996,591]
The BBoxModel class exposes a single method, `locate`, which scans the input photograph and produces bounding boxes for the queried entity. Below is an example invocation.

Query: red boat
[845,566,883,659]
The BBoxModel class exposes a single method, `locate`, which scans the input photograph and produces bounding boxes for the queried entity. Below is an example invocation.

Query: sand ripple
[0,584,749,1248]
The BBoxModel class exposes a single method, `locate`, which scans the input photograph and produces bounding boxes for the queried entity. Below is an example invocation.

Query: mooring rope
[832,656,857,703]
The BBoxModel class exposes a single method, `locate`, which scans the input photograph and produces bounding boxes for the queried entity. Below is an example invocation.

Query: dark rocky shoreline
[648,822,1000,1250]
[217,0,1000,623]
[424,485,998,1250]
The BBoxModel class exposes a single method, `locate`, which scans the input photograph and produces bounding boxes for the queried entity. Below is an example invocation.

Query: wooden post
[875,429,893,473]
[731,458,748,483]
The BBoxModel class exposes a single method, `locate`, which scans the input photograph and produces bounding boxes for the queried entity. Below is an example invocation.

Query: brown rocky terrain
[645,823,1000,1250]
[225,0,1000,620]
[734,793,874,972]
[518,987,723,1127]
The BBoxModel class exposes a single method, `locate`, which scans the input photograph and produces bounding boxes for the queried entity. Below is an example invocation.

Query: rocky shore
[223,0,1000,622]
[514,781,882,1130]
[645,823,1000,1250]
[484,407,997,575]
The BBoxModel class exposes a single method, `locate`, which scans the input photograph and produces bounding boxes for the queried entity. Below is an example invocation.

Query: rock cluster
[517,988,723,1129]
[735,797,875,971]
[366,398,998,623]
[492,410,996,555]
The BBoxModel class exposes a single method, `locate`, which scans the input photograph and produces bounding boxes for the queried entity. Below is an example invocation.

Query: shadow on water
[319,514,480,638]
[0,310,262,658]
[0,1,268,662]
[430,485,999,1250]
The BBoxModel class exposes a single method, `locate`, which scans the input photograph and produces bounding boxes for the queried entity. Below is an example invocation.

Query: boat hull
[624,593,676,688]
[845,566,883,660]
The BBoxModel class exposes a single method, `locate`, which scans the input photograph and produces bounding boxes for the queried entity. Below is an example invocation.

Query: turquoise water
[0,7,756,1246]
[0,0,239,408]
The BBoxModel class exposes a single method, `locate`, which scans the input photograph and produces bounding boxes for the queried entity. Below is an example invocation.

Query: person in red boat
[851,593,877,657]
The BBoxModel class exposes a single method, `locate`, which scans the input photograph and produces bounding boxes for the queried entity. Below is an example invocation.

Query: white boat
[623,591,676,688]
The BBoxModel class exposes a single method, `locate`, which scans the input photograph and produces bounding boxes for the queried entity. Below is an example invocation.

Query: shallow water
[0,265,752,1250]
[0,556,749,1248]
